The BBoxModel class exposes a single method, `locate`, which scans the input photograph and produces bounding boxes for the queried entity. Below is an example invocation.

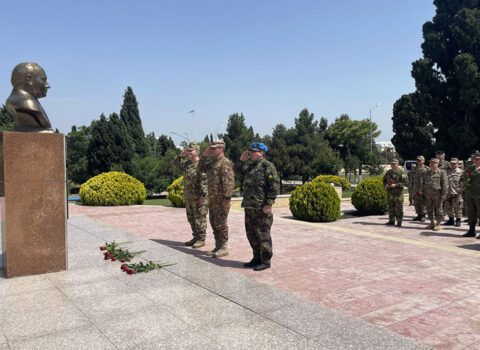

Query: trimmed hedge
[289,182,341,222]
[312,175,351,191]
[351,177,387,214]
[166,176,185,207]
[80,172,147,206]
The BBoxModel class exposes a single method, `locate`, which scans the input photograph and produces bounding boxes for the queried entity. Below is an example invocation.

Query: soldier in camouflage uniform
[411,156,427,221]
[172,142,208,248]
[240,142,280,271]
[383,159,408,227]
[198,141,235,258]
[462,152,480,238]
[444,158,463,227]
[436,151,450,170]
[421,158,448,231]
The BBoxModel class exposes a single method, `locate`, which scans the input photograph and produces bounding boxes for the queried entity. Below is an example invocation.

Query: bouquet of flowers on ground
[121,261,176,275]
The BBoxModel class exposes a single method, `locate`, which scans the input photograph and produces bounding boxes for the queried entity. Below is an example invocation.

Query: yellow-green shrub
[80,172,147,206]
[166,176,185,207]
[289,182,340,222]
[351,177,387,214]
[312,175,351,191]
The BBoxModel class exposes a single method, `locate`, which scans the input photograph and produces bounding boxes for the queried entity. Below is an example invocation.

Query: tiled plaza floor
[69,202,480,350]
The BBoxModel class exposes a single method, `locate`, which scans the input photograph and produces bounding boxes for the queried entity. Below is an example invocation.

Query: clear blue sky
[0,0,435,145]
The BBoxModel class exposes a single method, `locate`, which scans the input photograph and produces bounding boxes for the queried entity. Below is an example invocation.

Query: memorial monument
[1,62,67,278]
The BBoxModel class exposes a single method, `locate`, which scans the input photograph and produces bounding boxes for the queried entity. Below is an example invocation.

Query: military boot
[244,258,261,268]
[463,224,476,237]
[206,243,219,256]
[184,238,196,246]
[420,214,426,222]
[433,220,442,231]
[455,218,461,227]
[192,240,205,248]
[385,221,395,226]
[425,221,435,230]
[253,262,270,271]
[412,215,422,221]
[212,246,229,258]
[444,217,454,226]
[396,220,402,227]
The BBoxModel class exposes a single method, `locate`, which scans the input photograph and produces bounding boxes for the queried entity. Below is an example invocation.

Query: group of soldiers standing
[384,150,480,237]
[172,140,280,271]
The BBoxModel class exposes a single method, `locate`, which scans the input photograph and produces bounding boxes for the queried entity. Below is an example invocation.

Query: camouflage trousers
[465,195,480,225]
[413,193,425,215]
[444,194,462,218]
[185,197,208,241]
[208,198,230,247]
[425,190,444,222]
[387,191,404,222]
[244,208,273,264]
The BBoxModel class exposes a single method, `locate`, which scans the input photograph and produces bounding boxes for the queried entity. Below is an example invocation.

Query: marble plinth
[0,132,67,278]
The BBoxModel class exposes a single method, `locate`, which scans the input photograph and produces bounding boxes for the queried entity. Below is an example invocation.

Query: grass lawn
[143,198,174,206]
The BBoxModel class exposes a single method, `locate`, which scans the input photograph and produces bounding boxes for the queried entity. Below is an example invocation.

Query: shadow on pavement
[458,244,480,251]
[151,238,247,269]
[420,231,464,238]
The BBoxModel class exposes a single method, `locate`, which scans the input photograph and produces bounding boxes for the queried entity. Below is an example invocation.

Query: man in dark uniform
[462,152,480,238]
[240,142,280,271]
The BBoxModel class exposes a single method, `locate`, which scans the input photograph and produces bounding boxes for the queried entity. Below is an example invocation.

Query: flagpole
[193,110,196,142]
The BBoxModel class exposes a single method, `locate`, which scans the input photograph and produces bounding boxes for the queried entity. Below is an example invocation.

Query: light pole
[370,102,381,156]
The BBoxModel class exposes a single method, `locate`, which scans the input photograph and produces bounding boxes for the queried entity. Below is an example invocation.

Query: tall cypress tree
[120,87,148,157]
[392,0,480,159]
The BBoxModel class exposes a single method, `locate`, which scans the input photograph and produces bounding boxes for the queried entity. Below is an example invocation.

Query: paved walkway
[69,203,480,350]
[0,214,426,349]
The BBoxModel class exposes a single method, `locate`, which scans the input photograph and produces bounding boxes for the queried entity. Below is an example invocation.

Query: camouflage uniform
[445,165,463,220]
[422,165,448,224]
[198,148,235,250]
[439,160,450,171]
[172,152,208,242]
[463,153,480,237]
[411,161,427,219]
[242,158,280,264]
[382,165,408,225]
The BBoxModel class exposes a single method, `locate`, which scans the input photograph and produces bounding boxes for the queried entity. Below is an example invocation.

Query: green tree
[120,87,149,157]
[0,105,15,131]
[393,0,480,158]
[157,134,176,157]
[66,125,91,184]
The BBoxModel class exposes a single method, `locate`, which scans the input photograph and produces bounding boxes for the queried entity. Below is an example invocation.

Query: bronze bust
[6,62,53,133]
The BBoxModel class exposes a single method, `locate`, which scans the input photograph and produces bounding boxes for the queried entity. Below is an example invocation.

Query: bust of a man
[6,62,53,133]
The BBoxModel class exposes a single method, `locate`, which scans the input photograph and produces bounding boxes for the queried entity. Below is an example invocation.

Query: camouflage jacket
[198,155,235,200]
[446,167,463,195]
[422,168,448,197]
[172,156,207,199]
[411,165,427,193]
[241,159,280,209]
[465,166,480,198]
[439,160,450,171]
[383,168,407,195]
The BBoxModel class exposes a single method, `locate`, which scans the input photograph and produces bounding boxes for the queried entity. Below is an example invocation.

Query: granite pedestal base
[0,132,67,278]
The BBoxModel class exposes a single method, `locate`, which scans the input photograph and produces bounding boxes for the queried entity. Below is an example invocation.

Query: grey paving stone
[46,267,115,287]
[0,287,72,321]
[95,306,190,350]
[9,324,116,350]
[131,329,223,350]
[0,274,54,297]
[200,313,325,350]
[2,304,91,340]
[59,277,132,300]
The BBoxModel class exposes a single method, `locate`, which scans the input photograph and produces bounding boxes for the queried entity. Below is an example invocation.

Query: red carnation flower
[104,255,110,260]
[112,257,117,261]
[389,179,394,184]
[100,247,105,251]
[121,258,126,263]
[466,170,473,176]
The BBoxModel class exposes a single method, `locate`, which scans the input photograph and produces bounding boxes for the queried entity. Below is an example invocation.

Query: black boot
[385,221,395,226]
[463,224,476,237]
[455,218,461,227]
[243,258,261,268]
[253,262,271,271]
[420,214,426,222]
[444,217,454,226]
[412,215,422,221]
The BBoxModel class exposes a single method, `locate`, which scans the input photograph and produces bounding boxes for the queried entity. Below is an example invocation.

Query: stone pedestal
[0,132,67,278]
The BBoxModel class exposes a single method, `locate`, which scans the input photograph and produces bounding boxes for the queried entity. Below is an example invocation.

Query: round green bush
[80,172,147,206]
[289,182,341,222]
[351,177,387,214]
[312,175,351,191]
[166,176,185,208]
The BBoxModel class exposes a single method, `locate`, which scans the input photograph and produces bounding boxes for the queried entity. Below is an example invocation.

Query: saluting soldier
[436,151,450,170]
[421,158,448,231]
[172,142,208,248]
[412,156,427,222]
[444,158,463,227]
[198,141,235,257]
[462,152,480,238]
[383,159,408,227]
[240,142,280,271]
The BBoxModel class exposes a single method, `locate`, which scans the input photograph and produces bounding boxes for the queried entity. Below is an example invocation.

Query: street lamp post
[370,102,381,156]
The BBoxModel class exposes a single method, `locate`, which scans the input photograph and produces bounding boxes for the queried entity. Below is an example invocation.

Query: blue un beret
[251,142,268,152]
